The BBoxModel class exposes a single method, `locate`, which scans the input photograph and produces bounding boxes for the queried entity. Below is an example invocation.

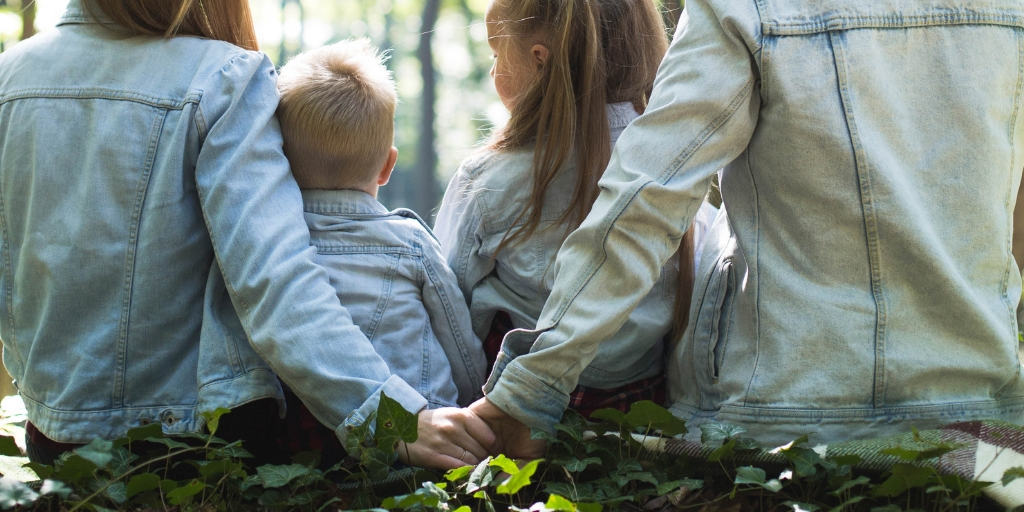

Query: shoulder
[454,147,534,187]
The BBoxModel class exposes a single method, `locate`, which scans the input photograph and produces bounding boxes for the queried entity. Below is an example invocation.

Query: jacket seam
[1002,28,1024,362]
[366,253,400,343]
[0,88,200,109]
[763,12,1024,35]
[419,233,479,380]
[114,108,166,407]
[830,31,889,408]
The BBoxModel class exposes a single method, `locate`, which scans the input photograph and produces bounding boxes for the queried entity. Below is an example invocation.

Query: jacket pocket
[699,257,736,382]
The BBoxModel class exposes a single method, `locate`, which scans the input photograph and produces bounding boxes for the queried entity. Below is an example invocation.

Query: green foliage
[0,397,1012,510]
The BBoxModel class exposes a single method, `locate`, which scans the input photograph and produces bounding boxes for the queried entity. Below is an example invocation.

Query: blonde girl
[436,0,707,415]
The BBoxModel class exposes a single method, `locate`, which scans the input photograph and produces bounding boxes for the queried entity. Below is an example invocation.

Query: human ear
[530,44,549,68]
[377,147,398,186]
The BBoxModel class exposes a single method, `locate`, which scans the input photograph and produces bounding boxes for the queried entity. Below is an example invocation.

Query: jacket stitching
[830,31,889,408]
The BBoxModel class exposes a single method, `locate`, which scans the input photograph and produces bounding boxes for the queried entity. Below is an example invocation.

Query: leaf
[544,493,577,511]
[829,475,871,496]
[256,463,314,488]
[0,437,18,457]
[700,422,746,444]
[39,479,71,498]
[554,423,583,443]
[783,501,819,511]
[53,454,98,484]
[145,437,191,450]
[735,466,767,485]
[496,458,541,495]
[489,454,519,475]
[445,464,474,482]
[105,481,127,504]
[872,463,932,497]
[124,423,164,442]
[166,479,205,506]
[1003,466,1024,486]
[375,393,418,449]
[564,457,601,473]
[707,438,736,462]
[827,495,864,512]
[197,458,243,480]
[657,478,703,495]
[467,457,495,493]
[201,407,232,436]
[74,438,115,468]
[781,446,823,478]
[125,473,161,499]
[0,476,38,508]
[623,401,687,436]
[589,408,627,428]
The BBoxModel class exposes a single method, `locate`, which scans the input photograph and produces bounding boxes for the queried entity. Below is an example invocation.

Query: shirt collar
[607,102,640,132]
[301,189,390,216]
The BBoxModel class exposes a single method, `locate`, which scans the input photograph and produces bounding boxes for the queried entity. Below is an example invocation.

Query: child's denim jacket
[435,104,678,389]
[483,0,1024,443]
[0,0,429,443]
[302,190,486,407]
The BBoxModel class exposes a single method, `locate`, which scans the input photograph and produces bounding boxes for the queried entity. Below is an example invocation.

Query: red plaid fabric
[484,311,668,420]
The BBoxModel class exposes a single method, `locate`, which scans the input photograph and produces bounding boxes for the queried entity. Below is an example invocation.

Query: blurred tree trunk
[662,0,683,37]
[413,0,441,217]
[21,0,36,40]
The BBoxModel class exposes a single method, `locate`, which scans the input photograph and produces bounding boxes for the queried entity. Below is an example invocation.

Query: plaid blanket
[635,420,1024,508]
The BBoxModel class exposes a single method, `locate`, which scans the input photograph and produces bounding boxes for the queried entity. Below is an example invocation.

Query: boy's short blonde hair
[277,39,396,189]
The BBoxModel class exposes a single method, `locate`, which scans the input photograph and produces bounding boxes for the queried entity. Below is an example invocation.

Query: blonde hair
[85,0,258,51]
[489,0,696,339]
[276,39,397,190]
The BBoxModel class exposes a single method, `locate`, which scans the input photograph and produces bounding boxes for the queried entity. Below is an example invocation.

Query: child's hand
[397,407,495,469]
[468,397,546,460]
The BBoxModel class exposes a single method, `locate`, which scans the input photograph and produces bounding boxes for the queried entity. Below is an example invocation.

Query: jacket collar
[59,0,112,25]
[301,189,389,216]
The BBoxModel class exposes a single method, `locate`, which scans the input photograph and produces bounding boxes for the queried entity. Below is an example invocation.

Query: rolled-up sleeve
[193,51,426,441]
[484,0,763,430]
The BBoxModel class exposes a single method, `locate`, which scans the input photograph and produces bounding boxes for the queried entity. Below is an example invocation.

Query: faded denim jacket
[485,0,1024,443]
[435,103,679,388]
[302,190,486,408]
[0,0,427,444]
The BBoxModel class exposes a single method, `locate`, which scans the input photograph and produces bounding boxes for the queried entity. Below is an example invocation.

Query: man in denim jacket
[472,0,1024,453]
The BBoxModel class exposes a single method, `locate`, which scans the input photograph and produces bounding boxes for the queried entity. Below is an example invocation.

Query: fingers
[461,408,498,454]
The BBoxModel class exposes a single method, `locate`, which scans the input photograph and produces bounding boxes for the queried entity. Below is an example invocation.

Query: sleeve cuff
[334,375,428,444]
[484,359,570,434]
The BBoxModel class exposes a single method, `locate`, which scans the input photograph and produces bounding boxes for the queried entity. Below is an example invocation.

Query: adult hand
[469,397,546,459]
[397,407,496,469]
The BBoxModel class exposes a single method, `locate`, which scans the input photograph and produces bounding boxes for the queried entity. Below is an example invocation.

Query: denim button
[159,410,176,425]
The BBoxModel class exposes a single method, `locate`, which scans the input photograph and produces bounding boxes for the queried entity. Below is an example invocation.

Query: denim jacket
[0,0,427,443]
[302,189,486,408]
[485,0,1024,443]
[435,103,678,388]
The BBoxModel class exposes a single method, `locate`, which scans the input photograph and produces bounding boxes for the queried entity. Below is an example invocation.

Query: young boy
[275,40,486,415]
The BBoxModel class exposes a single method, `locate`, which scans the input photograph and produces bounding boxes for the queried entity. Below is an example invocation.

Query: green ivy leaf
[827,495,864,512]
[210,440,253,460]
[496,458,541,495]
[623,401,687,436]
[74,438,115,468]
[105,481,127,504]
[166,479,205,506]
[564,457,601,473]
[467,457,495,493]
[0,476,38,508]
[39,479,71,498]
[0,437,18,457]
[197,458,243,480]
[656,478,703,496]
[1004,466,1024,486]
[700,422,746,444]
[375,393,418,449]
[53,454,98,484]
[829,475,871,496]
[125,473,160,499]
[872,463,932,497]
[445,464,474,482]
[256,463,313,488]
[707,438,736,462]
[23,462,53,480]
[576,502,603,512]
[145,437,191,450]
[781,446,823,478]
[544,493,577,511]
[124,423,164,442]
[734,465,781,491]
[589,408,627,428]
[201,407,231,437]
[489,454,519,475]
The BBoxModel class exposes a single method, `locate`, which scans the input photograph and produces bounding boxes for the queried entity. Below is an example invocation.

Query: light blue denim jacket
[435,104,678,388]
[486,0,1024,443]
[302,189,486,408]
[0,0,427,443]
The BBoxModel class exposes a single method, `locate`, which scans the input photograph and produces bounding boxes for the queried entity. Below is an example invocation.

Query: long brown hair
[489,0,694,339]
[84,0,259,51]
